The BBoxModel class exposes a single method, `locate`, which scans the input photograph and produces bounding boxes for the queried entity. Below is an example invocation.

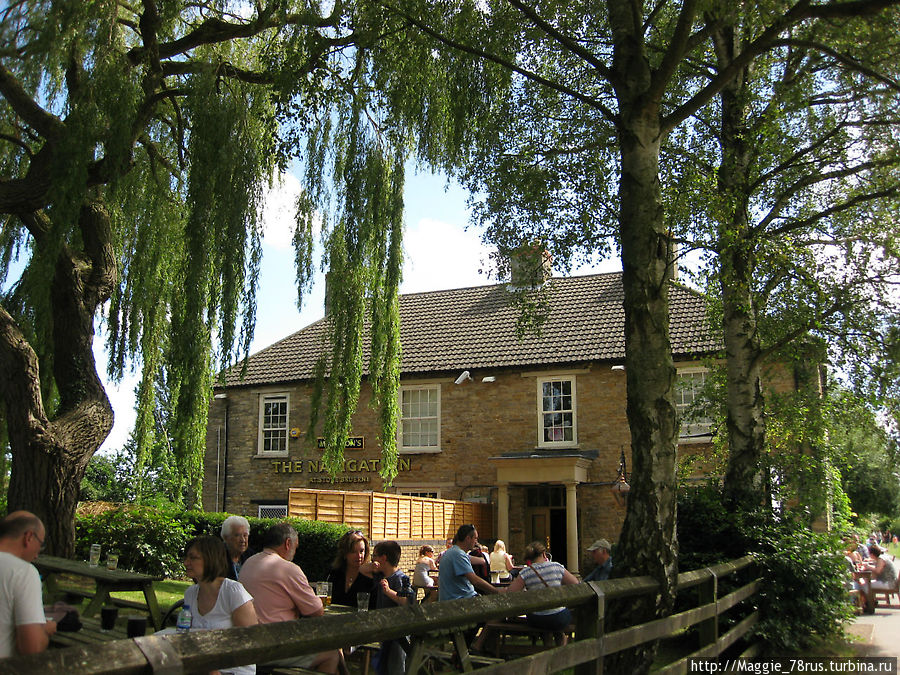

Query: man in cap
[582,539,612,582]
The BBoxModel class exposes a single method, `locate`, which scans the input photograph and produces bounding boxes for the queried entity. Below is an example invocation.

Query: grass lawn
[50,575,190,613]
[111,579,191,609]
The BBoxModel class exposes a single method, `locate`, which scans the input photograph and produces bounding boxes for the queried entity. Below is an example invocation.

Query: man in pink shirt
[240,523,340,673]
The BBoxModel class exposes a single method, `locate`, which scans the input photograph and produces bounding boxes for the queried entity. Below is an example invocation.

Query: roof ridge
[397,270,623,300]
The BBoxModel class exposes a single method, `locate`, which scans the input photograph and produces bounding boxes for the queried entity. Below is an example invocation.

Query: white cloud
[401,217,494,293]
[260,172,304,250]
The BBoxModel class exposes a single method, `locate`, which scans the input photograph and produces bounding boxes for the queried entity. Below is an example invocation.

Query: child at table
[372,541,414,675]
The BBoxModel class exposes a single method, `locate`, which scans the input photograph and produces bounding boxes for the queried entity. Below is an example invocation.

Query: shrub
[75,505,349,581]
[75,506,192,577]
[677,483,854,654]
[752,523,854,654]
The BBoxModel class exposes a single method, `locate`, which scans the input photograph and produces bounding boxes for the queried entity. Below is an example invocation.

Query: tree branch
[0,64,65,139]
[381,1,617,123]
[505,0,613,79]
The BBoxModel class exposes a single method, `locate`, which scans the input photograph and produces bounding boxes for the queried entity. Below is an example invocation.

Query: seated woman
[867,544,898,596]
[183,536,258,675]
[327,530,376,608]
[489,540,514,581]
[413,545,437,588]
[506,541,578,645]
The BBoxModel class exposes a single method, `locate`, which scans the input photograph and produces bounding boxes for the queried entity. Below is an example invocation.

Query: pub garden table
[35,554,165,630]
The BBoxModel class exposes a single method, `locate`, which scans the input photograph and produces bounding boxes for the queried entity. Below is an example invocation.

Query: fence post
[697,568,718,654]
[574,582,605,675]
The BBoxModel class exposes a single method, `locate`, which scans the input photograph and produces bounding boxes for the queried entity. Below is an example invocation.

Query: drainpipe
[214,393,229,512]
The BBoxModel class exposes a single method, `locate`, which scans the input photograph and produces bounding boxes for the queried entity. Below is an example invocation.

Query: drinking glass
[316,581,331,607]
[126,616,147,638]
[89,544,102,567]
[106,552,119,570]
[100,606,118,631]
[357,592,370,612]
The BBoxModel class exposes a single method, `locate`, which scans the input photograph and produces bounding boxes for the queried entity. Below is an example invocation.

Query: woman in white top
[413,545,438,588]
[183,536,258,675]
[507,541,578,643]
[489,540,514,579]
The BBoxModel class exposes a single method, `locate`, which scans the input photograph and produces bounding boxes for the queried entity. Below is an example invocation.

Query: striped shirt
[518,561,566,615]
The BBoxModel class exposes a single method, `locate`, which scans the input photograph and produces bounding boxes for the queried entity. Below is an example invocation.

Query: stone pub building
[203,270,722,573]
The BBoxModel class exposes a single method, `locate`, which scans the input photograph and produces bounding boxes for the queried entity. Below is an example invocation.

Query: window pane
[401,387,439,449]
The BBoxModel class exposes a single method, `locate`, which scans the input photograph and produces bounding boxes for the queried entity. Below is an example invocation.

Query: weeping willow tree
[0,0,417,554]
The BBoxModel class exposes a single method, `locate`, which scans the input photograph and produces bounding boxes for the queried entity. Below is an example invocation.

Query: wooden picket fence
[288,488,494,540]
[2,556,758,674]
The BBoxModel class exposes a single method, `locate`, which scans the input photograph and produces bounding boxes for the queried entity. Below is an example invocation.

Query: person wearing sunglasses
[0,511,57,658]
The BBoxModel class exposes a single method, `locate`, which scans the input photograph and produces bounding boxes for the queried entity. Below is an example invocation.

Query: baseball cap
[587,539,611,551]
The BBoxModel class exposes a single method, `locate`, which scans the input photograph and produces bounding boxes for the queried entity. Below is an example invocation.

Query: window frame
[398,384,442,454]
[675,368,713,443]
[398,489,442,499]
[536,375,578,448]
[257,392,290,457]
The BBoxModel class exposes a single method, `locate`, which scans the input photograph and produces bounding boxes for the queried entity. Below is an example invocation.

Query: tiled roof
[221,272,722,388]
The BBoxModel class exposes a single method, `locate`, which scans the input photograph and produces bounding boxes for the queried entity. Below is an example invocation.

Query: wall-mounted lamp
[214,393,228,399]
[454,371,473,385]
[611,447,631,506]
[611,365,625,371]
[482,376,496,383]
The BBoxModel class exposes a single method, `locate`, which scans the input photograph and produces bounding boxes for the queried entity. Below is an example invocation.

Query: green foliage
[753,526,855,654]
[75,507,193,578]
[75,506,349,581]
[79,437,185,507]
[677,483,854,654]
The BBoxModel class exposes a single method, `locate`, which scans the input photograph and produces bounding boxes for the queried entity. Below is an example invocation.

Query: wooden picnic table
[36,555,165,630]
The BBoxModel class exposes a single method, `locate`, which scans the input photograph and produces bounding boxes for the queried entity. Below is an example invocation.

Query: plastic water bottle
[176,604,192,633]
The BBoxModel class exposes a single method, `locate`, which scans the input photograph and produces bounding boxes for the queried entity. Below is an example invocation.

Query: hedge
[75,505,350,581]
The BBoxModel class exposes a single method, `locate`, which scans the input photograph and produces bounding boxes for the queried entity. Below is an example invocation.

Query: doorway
[525,486,568,568]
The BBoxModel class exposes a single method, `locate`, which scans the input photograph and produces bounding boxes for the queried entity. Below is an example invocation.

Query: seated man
[221,515,255,581]
[0,511,57,658]
[240,523,341,674]
[582,539,612,582]
[439,525,501,602]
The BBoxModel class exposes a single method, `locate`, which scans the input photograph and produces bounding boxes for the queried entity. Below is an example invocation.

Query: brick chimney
[509,242,552,288]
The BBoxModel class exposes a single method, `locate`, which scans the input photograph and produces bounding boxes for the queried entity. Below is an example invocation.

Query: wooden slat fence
[2,556,757,674]
[288,488,494,540]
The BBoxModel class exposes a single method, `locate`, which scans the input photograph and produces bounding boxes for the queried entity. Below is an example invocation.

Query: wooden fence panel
[288,488,493,539]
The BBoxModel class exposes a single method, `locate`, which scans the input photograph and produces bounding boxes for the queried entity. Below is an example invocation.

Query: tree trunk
[712,28,767,509]
[605,7,679,670]
[0,200,115,556]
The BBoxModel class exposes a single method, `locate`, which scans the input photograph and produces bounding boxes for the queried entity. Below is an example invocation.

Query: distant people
[182,536,258,674]
[867,545,898,595]
[842,542,867,613]
[240,523,341,674]
[0,511,57,658]
[221,515,255,581]
[853,534,869,561]
[438,525,502,601]
[435,537,454,565]
[372,541,415,675]
[506,541,578,644]
[326,530,375,608]
[413,545,437,589]
[489,540,514,580]
[582,539,612,582]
